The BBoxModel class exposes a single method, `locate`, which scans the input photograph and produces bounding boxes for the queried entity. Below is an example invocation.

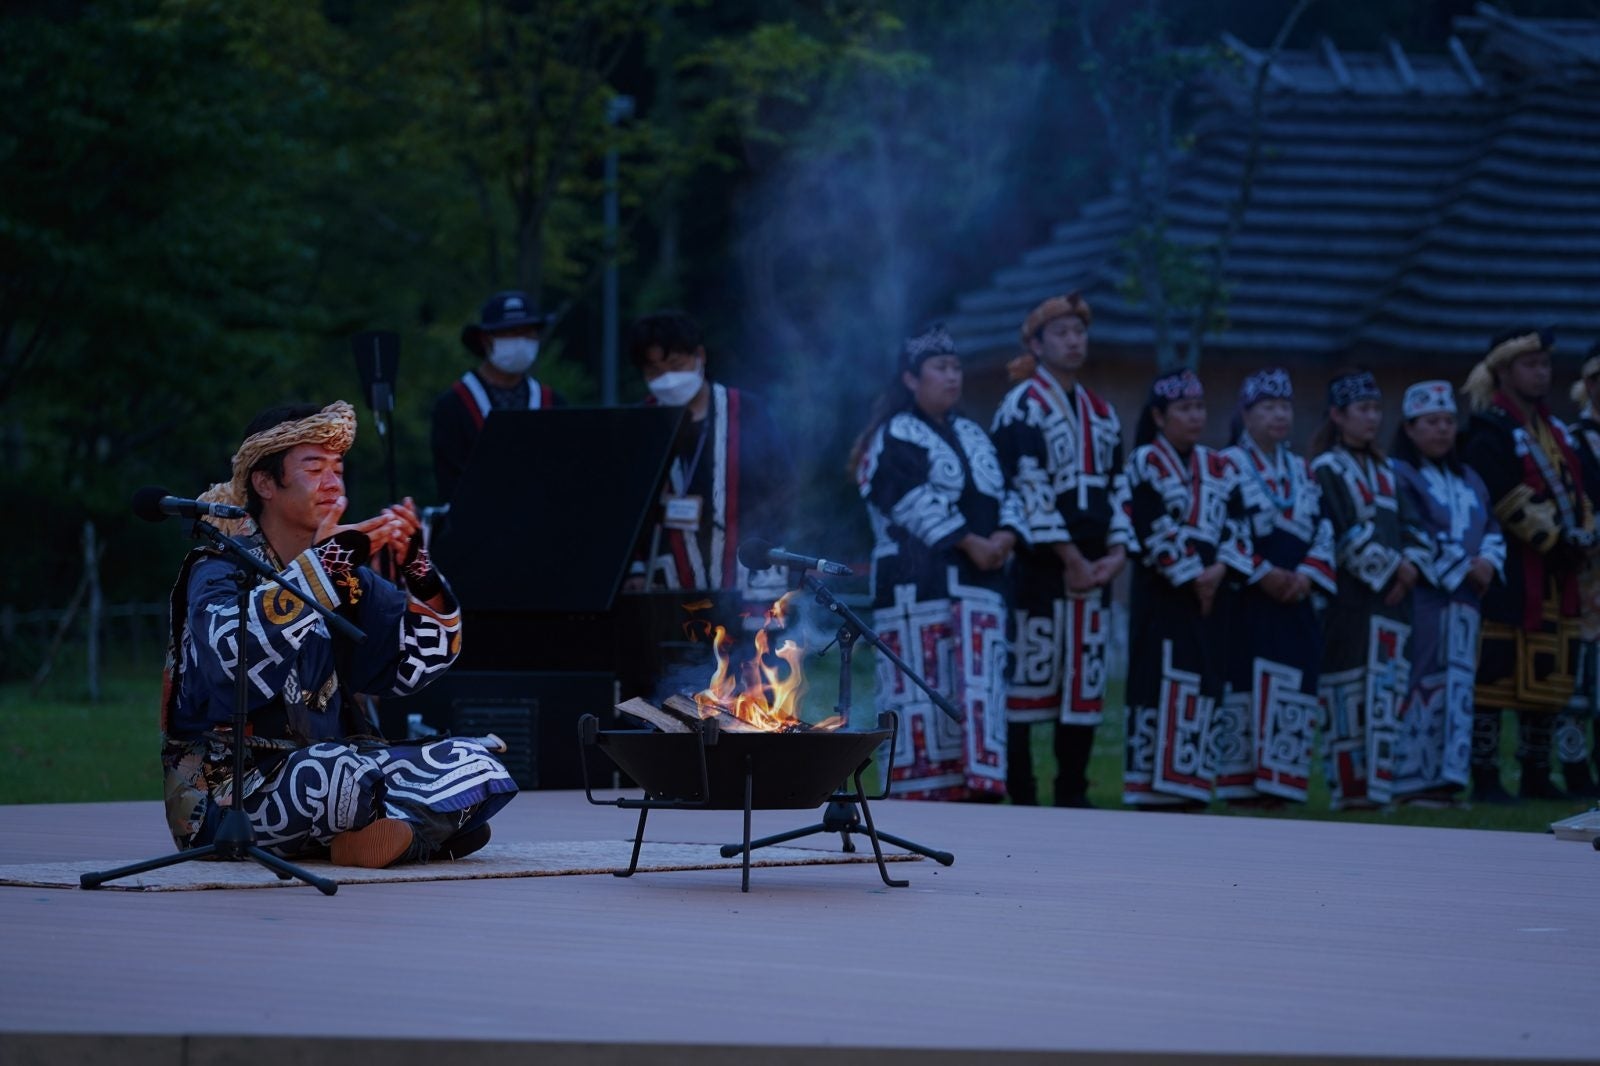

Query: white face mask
[488,336,539,375]
[648,366,704,407]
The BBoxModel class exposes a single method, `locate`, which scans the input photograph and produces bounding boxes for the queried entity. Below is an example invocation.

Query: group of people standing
[857,294,1600,811]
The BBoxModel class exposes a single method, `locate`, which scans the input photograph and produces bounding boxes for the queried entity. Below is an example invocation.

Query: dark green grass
[1,653,162,805]
[5,646,1594,833]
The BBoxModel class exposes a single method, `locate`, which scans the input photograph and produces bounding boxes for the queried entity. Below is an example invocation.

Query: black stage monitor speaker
[431,406,682,613]
[382,670,626,791]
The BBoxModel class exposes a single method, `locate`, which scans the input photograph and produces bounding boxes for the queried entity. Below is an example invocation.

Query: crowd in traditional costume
[143,290,1596,856]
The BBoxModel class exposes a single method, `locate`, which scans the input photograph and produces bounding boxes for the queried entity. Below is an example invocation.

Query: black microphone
[132,486,248,523]
[737,537,854,577]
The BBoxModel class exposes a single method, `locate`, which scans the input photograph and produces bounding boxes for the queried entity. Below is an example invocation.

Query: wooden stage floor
[1,793,1596,1065]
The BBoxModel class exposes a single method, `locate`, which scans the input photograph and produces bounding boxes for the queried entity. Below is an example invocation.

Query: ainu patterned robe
[1312,445,1428,808]
[1122,438,1254,806]
[1216,434,1336,802]
[162,528,517,856]
[989,370,1132,726]
[640,383,792,602]
[1462,395,1591,714]
[861,409,1022,799]
[1392,457,1505,795]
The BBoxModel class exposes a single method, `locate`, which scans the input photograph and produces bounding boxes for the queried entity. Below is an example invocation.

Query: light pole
[602,94,635,407]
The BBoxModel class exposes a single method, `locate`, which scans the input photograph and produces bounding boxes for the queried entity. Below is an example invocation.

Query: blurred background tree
[2,0,1591,670]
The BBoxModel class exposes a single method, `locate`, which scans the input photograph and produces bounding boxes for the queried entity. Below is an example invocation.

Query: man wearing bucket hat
[1461,327,1594,802]
[430,290,564,501]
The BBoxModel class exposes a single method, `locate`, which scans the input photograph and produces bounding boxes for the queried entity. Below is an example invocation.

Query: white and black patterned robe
[1393,457,1504,795]
[1215,434,1336,802]
[1312,446,1429,807]
[161,528,516,856]
[989,370,1132,726]
[860,409,1022,799]
[1122,438,1254,806]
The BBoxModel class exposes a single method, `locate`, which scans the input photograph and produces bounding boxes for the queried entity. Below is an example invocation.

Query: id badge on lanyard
[662,494,703,531]
[663,432,708,532]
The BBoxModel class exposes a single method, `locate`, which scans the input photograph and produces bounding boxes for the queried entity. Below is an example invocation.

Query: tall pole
[602,94,635,407]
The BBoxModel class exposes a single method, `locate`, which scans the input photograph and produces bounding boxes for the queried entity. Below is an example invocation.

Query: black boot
[1518,760,1569,801]
[1471,765,1516,805]
[1052,724,1096,808]
[1007,722,1038,806]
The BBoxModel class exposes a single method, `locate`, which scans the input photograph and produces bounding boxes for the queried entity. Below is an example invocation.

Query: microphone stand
[81,522,366,894]
[720,567,956,868]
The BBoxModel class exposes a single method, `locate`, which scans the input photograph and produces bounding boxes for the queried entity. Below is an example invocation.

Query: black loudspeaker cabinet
[381,671,626,791]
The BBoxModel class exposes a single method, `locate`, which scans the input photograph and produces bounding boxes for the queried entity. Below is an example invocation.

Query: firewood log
[614,697,693,733]
[662,694,763,733]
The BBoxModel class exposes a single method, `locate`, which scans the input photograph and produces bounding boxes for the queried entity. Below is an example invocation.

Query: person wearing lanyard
[624,310,793,597]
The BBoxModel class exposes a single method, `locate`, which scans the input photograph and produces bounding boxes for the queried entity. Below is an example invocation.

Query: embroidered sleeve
[1463,418,1563,553]
[185,536,367,707]
[336,568,463,698]
[1393,469,1456,590]
[1106,439,1135,551]
[1299,516,1339,596]
[1126,446,1204,586]
[870,418,968,550]
[992,390,1070,545]
[1313,455,1400,594]
[1216,455,1256,579]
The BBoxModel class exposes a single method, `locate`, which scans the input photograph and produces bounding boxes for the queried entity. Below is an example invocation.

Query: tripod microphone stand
[81,521,366,894]
[719,566,957,869]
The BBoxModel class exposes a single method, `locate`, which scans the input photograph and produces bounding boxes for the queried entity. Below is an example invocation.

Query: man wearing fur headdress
[1556,344,1600,797]
[1461,329,1594,802]
[163,402,518,867]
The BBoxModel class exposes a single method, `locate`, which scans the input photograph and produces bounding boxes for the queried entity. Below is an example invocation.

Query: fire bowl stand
[579,713,922,892]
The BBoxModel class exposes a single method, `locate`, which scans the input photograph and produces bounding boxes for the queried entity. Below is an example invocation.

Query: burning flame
[686,592,835,731]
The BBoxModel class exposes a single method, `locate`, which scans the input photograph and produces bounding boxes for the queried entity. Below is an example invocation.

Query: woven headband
[195,401,358,536]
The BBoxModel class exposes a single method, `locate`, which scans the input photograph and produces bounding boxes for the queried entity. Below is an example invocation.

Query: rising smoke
[730,3,1069,563]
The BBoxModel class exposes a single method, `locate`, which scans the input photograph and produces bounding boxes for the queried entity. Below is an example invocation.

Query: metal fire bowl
[595,728,889,810]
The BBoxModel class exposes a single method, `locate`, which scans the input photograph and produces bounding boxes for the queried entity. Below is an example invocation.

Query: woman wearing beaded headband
[1121,369,1254,809]
[855,325,1021,800]
[1389,382,1505,807]
[1310,369,1426,809]
[1214,369,1336,806]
